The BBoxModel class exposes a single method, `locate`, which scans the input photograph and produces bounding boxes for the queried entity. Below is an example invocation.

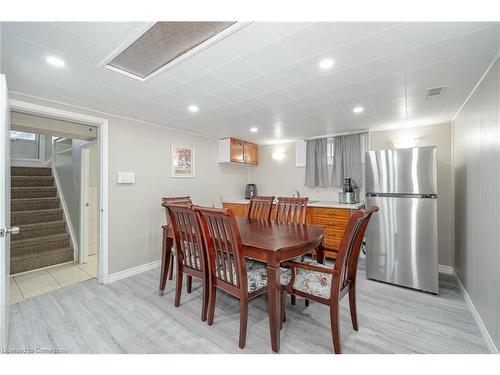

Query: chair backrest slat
[196,206,247,292]
[275,197,309,224]
[248,196,274,221]
[166,204,206,273]
[333,206,379,291]
[162,196,192,225]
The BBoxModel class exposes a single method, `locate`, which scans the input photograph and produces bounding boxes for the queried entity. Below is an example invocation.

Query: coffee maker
[245,184,257,199]
[338,177,358,204]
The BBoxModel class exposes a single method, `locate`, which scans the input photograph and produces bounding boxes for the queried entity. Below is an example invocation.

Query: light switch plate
[117,172,135,184]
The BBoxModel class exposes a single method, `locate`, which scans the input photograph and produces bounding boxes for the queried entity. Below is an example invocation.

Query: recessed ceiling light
[250,127,258,133]
[352,106,364,114]
[319,58,334,70]
[188,105,199,113]
[46,56,65,68]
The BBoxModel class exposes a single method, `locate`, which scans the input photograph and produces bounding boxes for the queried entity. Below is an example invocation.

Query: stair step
[11,176,54,187]
[11,166,52,177]
[11,233,70,257]
[11,197,60,212]
[12,221,67,241]
[11,187,57,199]
[11,247,74,275]
[11,208,64,225]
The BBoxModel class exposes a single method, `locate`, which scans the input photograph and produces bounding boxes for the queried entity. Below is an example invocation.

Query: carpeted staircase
[10,166,74,274]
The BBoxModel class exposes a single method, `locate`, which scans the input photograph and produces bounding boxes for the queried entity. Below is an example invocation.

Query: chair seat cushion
[218,259,291,293]
[292,260,333,299]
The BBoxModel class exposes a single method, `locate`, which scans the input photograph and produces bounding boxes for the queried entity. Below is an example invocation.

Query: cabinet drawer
[311,207,350,219]
[311,216,349,229]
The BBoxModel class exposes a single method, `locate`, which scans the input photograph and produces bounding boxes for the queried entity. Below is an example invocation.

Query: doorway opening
[8,101,108,304]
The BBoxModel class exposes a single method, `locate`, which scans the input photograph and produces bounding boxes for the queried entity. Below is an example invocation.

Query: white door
[1,74,16,348]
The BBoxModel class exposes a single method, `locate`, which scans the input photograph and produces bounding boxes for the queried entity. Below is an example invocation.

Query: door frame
[79,146,91,265]
[9,99,109,284]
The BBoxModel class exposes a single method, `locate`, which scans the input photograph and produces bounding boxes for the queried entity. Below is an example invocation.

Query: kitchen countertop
[221,197,365,210]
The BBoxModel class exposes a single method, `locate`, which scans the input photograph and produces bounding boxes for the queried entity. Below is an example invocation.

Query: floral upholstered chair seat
[218,259,291,293]
[291,260,334,299]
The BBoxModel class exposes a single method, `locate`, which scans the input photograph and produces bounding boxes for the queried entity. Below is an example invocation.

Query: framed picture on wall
[171,144,195,178]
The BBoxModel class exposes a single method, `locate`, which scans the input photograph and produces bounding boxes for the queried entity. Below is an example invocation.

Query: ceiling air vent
[425,86,447,100]
[105,21,238,80]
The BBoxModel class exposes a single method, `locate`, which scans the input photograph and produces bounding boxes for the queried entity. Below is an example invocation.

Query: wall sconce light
[271,149,285,161]
[393,136,418,149]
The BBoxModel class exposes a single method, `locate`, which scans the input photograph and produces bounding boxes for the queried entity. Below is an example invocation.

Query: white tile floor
[10,255,97,304]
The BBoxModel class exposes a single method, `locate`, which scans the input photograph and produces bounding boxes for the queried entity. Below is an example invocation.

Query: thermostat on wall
[117,172,135,184]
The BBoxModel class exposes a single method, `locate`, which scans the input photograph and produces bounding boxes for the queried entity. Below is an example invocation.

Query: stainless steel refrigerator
[365,146,439,294]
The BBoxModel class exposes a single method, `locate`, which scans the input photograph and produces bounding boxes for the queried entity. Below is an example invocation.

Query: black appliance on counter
[245,184,257,199]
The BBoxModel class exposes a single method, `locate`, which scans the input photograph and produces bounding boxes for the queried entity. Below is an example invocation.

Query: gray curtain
[332,133,362,187]
[305,138,330,187]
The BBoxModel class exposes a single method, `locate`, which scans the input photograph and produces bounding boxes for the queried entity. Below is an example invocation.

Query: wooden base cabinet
[223,203,357,260]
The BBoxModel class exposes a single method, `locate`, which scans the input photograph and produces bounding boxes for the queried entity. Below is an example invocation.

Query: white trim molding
[9,99,109,285]
[105,260,161,284]
[455,274,499,354]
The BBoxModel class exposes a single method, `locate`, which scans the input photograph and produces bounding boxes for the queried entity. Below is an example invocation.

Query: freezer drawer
[365,195,438,293]
[365,147,437,195]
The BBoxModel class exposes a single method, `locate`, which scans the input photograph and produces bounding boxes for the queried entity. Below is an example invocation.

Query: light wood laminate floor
[7,259,488,353]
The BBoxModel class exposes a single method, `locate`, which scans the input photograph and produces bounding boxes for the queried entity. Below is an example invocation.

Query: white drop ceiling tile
[363,72,405,94]
[299,92,337,109]
[237,75,279,97]
[210,58,262,85]
[343,24,406,66]
[334,22,402,44]
[264,63,310,87]
[214,86,252,103]
[212,104,247,118]
[354,53,406,82]
[283,79,322,99]
[243,42,297,74]
[166,61,208,82]
[188,42,239,70]
[3,22,108,64]
[221,23,276,56]
[404,22,494,50]
[150,92,191,109]
[168,82,209,102]
[254,88,295,107]
[281,23,343,59]
[232,97,269,112]
[194,94,232,110]
[327,82,367,100]
[405,25,500,69]
[146,71,184,92]
[336,94,375,117]
[262,22,313,39]
[52,22,141,50]
[186,71,233,94]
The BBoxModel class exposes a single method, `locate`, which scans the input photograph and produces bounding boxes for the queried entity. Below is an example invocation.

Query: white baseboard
[455,274,499,354]
[438,264,455,275]
[104,260,161,284]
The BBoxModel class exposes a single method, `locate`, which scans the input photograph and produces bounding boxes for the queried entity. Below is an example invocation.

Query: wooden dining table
[159,217,325,353]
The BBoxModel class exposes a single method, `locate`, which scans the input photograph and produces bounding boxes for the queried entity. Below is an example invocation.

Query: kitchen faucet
[292,189,300,198]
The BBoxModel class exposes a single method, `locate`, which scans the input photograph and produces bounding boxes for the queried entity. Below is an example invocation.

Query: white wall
[453,58,500,351]
[10,93,249,274]
[249,141,342,200]
[370,123,453,267]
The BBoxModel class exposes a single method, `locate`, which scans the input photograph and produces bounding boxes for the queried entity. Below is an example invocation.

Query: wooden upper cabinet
[219,138,258,165]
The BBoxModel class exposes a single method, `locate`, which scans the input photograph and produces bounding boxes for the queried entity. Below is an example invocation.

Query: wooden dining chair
[281,206,379,354]
[166,203,209,322]
[275,196,310,305]
[195,206,291,349]
[247,195,274,220]
[274,197,309,224]
[159,196,192,296]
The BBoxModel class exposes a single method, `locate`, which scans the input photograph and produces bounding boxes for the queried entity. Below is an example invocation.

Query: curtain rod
[304,128,369,141]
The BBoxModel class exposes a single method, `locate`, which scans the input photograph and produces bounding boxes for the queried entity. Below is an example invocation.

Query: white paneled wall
[453,58,500,352]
